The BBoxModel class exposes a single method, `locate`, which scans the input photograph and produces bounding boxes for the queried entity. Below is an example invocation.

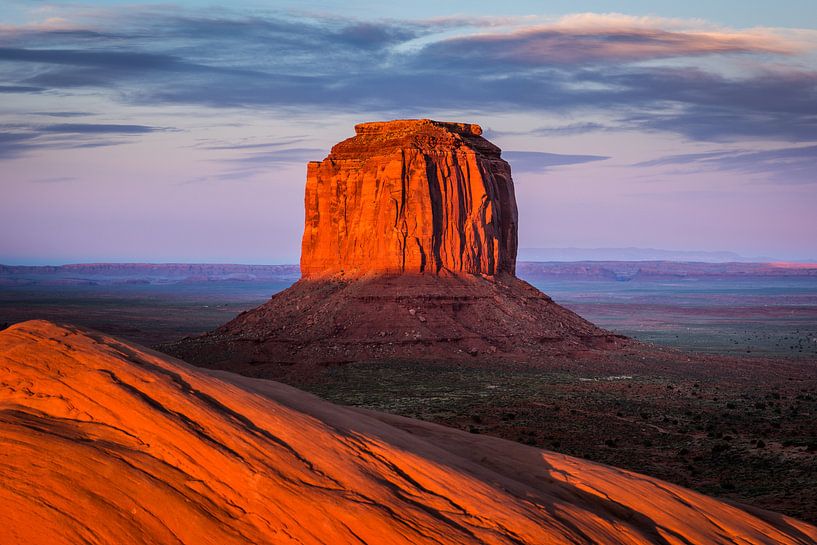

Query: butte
[164,119,632,379]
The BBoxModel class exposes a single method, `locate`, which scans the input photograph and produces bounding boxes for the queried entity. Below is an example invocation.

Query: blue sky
[1,1,816,264]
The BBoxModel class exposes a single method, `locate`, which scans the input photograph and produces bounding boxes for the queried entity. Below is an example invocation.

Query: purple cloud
[635,145,817,184]
[0,10,814,144]
[503,151,609,173]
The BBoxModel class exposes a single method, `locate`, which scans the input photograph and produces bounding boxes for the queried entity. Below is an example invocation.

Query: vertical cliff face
[301,119,518,278]
[163,119,622,370]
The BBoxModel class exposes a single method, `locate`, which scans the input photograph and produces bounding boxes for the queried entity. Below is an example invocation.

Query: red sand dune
[1,320,815,545]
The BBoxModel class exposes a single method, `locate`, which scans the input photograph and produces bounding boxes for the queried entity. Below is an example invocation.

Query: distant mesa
[3,320,815,544]
[162,119,629,377]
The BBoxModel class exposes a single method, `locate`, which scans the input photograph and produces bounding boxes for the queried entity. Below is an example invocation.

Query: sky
[1,0,816,264]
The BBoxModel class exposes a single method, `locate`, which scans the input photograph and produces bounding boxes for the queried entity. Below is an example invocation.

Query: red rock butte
[301,119,518,278]
[162,119,632,375]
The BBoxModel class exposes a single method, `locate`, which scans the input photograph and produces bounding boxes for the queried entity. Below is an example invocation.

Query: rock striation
[301,119,518,277]
[162,119,627,374]
[3,320,816,545]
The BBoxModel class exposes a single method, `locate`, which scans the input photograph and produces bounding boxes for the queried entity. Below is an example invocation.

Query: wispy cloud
[0,9,815,143]
[634,144,817,184]
[0,84,43,93]
[503,151,609,173]
[0,123,170,159]
[30,111,92,117]
[219,147,325,165]
[0,132,39,158]
[39,123,163,134]
[418,18,795,67]
[28,176,78,183]
[177,146,327,184]
[531,123,611,136]
[196,137,307,151]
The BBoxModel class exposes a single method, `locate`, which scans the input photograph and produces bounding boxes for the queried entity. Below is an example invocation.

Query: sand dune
[1,320,815,544]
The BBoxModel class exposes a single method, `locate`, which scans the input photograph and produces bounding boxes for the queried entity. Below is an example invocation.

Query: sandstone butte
[301,119,518,277]
[162,119,635,375]
[3,320,817,545]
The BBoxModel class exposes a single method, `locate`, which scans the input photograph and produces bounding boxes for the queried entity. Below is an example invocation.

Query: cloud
[0,9,815,143]
[602,67,817,141]
[220,147,326,165]
[179,146,327,184]
[40,123,162,134]
[0,123,169,159]
[0,84,43,93]
[333,21,418,49]
[490,122,613,138]
[417,22,795,68]
[503,151,609,173]
[196,138,306,151]
[531,122,611,135]
[29,176,78,183]
[622,107,817,142]
[0,47,194,70]
[635,144,817,184]
[0,132,39,159]
[30,111,91,117]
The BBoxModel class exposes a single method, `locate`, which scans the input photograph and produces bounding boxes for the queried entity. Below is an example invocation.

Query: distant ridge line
[517,247,811,263]
[1,261,816,282]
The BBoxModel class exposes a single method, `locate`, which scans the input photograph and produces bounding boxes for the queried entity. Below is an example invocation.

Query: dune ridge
[1,320,815,544]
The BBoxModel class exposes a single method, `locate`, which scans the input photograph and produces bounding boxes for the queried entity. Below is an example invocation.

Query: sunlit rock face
[162,119,621,370]
[3,320,817,545]
[301,119,518,278]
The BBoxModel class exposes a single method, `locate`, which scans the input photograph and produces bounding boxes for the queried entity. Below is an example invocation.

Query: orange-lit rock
[2,320,816,545]
[301,119,518,277]
[163,119,621,370]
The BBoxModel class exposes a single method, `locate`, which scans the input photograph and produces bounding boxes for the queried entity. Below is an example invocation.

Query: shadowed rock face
[301,119,518,278]
[3,321,816,545]
[162,273,625,377]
